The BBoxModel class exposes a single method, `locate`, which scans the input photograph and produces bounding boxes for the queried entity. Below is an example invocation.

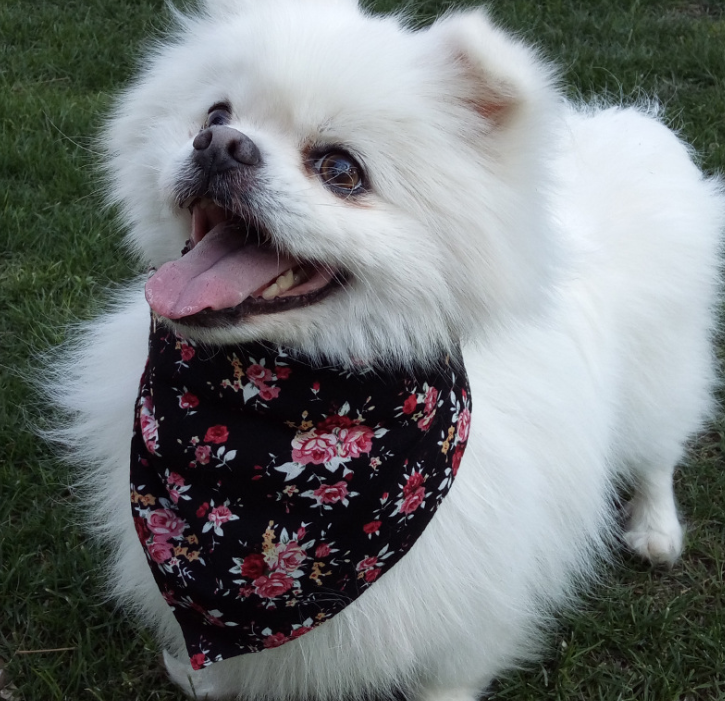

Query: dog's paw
[623,499,684,566]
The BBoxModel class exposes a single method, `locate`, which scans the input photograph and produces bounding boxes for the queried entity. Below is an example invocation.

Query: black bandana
[130,315,471,669]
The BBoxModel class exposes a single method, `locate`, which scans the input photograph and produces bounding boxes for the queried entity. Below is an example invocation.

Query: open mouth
[145,198,346,325]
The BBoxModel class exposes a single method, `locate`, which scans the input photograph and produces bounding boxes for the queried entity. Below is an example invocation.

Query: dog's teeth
[276,269,295,293]
[260,269,305,300]
[293,269,311,286]
[262,283,281,300]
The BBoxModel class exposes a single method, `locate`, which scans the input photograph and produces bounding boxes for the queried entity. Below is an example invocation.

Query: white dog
[52,0,724,699]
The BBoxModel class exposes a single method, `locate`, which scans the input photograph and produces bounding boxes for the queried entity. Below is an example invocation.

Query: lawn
[1,0,724,699]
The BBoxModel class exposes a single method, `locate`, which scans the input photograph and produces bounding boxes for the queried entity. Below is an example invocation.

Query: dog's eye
[314,151,365,196]
[205,103,231,128]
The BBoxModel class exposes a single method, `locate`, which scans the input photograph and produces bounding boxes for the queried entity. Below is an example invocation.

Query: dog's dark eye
[314,151,365,196]
[205,103,231,128]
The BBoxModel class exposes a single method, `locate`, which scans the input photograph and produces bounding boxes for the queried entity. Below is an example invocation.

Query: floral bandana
[130,315,471,669]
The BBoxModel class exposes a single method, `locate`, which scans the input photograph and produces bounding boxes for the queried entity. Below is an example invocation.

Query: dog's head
[106,0,559,366]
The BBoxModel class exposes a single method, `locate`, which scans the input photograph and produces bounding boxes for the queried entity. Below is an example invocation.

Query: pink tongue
[145,223,295,319]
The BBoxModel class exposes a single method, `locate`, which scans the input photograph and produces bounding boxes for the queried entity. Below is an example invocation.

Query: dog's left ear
[426,10,554,128]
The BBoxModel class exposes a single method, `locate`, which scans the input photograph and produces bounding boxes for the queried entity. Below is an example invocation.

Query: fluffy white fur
[51,1,724,699]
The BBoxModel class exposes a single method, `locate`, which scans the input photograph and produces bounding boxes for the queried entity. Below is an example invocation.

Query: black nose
[192,125,261,175]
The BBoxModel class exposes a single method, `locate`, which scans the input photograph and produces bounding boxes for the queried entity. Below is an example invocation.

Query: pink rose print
[274,366,291,379]
[356,556,378,571]
[424,386,439,415]
[204,504,239,535]
[204,425,229,444]
[259,384,281,401]
[457,407,471,444]
[134,516,150,543]
[190,653,206,670]
[291,430,338,464]
[246,364,265,380]
[241,553,266,579]
[196,502,209,518]
[180,344,195,362]
[400,486,426,514]
[148,508,186,537]
[402,394,417,415]
[247,364,272,387]
[271,541,307,573]
[451,446,464,476]
[208,505,235,527]
[167,472,185,487]
[315,543,331,559]
[195,444,211,465]
[290,625,312,639]
[312,481,349,505]
[363,520,381,535]
[403,471,424,498]
[139,396,159,454]
[179,392,199,409]
[338,425,374,459]
[263,632,289,648]
[253,572,294,599]
[147,537,173,563]
[364,568,381,582]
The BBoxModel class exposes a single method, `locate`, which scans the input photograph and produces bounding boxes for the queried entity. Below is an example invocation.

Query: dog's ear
[426,10,554,127]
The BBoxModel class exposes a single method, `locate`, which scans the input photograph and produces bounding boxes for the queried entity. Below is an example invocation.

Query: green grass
[1,0,724,699]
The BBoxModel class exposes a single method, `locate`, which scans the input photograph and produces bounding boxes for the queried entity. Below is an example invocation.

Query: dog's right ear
[425,10,555,130]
